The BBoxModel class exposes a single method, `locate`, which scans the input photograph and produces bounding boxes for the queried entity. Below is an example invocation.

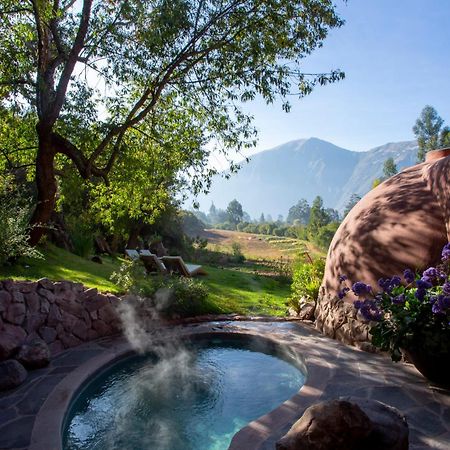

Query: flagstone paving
[0,321,448,450]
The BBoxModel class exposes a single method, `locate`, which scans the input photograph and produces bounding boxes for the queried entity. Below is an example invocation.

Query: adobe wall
[315,150,450,348]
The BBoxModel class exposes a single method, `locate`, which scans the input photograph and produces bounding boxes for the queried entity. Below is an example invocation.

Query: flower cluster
[338,243,450,361]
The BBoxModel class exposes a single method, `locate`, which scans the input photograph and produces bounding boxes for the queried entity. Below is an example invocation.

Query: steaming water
[64,339,305,450]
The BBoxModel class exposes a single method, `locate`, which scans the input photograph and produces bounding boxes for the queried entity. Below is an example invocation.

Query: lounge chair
[125,249,140,260]
[139,250,168,275]
[160,256,207,277]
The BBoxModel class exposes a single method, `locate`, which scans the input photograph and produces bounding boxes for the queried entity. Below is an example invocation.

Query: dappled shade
[323,149,450,301]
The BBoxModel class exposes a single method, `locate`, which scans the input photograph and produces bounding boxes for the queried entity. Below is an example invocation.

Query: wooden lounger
[160,256,207,277]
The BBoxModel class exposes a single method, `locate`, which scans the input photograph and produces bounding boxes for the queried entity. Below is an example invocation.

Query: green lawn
[0,244,123,293]
[0,245,291,316]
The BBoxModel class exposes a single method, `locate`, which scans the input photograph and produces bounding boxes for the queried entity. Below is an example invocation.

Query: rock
[37,278,54,290]
[11,291,24,303]
[24,312,46,334]
[39,326,57,344]
[57,297,85,318]
[40,298,50,314]
[4,302,26,325]
[342,397,409,450]
[98,303,118,323]
[24,292,40,314]
[0,290,12,314]
[297,301,316,321]
[16,281,36,293]
[276,399,372,450]
[72,319,89,341]
[59,333,82,348]
[37,288,55,303]
[17,338,50,369]
[0,359,27,391]
[84,294,109,312]
[91,255,103,264]
[47,304,62,327]
[80,288,98,302]
[92,319,111,336]
[0,333,21,360]
[48,340,64,355]
[61,310,78,332]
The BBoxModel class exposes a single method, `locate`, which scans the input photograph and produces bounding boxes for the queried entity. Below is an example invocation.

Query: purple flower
[443,282,450,296]
[441,243,450,261]
[378,276,402,293]
[430,294,449,314]
[392,294,406,305]
[338,287,350,299]
[403,269,415,284]
[416,279,432,290]
[339,275,348,282]
[421,267,445,286]
[415,288,427,301]
[354,298,383,321]
[352,282,372,297]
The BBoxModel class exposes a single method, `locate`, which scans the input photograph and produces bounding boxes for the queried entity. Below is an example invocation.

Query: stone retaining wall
[314,288,374,352]
[0,278,122,361]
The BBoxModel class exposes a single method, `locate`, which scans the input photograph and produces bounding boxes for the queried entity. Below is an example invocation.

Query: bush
[0,176,43,265]
[110,259,210,317]
[288,258,325,313]
[231,241,245,263]
[70,227,94,257]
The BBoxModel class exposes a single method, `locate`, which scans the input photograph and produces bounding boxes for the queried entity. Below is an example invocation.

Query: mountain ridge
[195,137,418,217]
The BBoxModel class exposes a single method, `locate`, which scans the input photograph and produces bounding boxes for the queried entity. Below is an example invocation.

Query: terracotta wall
[315,150,450,347]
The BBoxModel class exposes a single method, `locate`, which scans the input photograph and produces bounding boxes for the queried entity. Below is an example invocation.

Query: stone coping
[1,321,449,449]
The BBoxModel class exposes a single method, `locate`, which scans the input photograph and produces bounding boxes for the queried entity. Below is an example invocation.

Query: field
[199,228,325,260]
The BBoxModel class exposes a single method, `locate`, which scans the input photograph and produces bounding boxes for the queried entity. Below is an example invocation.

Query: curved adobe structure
[315,148,450,347]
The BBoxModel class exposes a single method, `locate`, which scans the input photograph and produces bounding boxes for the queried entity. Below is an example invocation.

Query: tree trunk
[126,224,143,249]
[29,134,57,246]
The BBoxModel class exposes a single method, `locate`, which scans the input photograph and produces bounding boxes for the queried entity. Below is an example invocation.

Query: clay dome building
[315,148,450,347]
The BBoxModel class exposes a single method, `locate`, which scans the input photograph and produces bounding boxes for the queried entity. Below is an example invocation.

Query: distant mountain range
[194,137,418,217]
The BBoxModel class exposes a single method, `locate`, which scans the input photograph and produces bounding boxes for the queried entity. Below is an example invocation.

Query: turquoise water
[64,340,305,450]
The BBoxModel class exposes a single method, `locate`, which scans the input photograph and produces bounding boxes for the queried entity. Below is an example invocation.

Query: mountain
[194,137,418,217]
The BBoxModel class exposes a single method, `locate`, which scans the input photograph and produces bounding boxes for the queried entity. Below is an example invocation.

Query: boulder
[0,290,12,314]
[0,333,21,360]
[276,400,372,450]
[4,302,26,325]
[16,338,50,369]
[342,397,409,450]
[39,326,58,344]
[0,359,27,390]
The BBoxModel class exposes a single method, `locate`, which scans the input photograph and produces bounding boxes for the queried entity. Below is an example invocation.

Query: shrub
[110,259,210,317]
[0,176,43,265]
[288,258,325,313]
[231,241,245,263]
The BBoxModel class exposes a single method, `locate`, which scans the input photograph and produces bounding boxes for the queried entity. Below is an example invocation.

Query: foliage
[226,199,244,226]
[287,199,311,224]
[0,176,42,265]
[312,221,339,249]
[343,193,361,217]
[413,106,450,162]
[340,244,450,361]
[110,259,147,292]
[383,157,398,178]
[231,242,245,263]
[288,258,325,313]
[1,0,344,242]
[308,196,330,232]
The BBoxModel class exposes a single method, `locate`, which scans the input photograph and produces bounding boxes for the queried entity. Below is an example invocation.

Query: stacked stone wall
[0,278,122,361]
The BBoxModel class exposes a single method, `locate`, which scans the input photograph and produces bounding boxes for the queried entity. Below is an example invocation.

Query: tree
[383,157,398,178]
[413,106,450,162]
[0,0,344,244]
[226,199,244,225]
[343,194,361,217]
[259,213,265,223]
[208,203,218,224]
[287,199,311,224]
[308,196,329,231]
[325,208,340,223]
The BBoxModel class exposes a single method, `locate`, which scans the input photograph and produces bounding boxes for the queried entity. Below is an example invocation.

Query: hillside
[194,137,418,216]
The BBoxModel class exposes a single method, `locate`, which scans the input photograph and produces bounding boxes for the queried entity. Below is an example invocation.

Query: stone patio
[0,320,449,450]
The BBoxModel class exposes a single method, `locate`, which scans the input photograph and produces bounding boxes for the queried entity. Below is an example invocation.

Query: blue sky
[233,0,450,158]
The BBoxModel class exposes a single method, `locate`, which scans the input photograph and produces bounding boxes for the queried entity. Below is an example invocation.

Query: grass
[0,244,291,316]
[0,243,123,293]
[201,265,290,316]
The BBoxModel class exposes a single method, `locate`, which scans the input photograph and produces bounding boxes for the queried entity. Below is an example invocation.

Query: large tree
[226,199,243,225]
[413,106,450,163]
[0,0,344,244]
[287,198,310,224]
